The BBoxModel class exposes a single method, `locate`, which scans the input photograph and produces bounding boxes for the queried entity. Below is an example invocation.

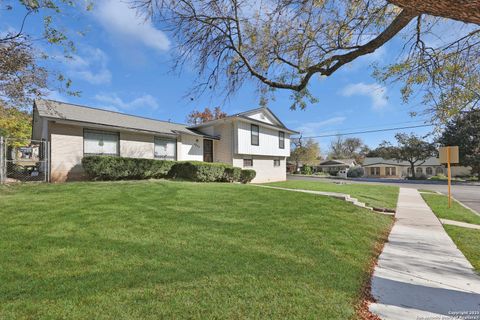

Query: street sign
[439,146,459,164]
[438,146,459,208]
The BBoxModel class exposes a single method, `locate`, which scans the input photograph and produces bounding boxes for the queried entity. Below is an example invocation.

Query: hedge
[82,156,256,183]
[82,156,175,180]
[240,169,256,184]
[169,161,233,182]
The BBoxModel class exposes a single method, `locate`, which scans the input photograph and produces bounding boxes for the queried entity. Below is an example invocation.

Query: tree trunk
[410,163,416,179]
[388,0,480,25]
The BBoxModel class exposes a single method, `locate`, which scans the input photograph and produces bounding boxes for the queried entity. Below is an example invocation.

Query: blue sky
[2,1,434,155]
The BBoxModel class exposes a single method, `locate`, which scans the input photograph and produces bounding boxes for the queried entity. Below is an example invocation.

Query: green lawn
[265,180,399,210]
[443,226,480,271]
[421,193,480,272]
[421,193,480,225]
[0,180,392,319]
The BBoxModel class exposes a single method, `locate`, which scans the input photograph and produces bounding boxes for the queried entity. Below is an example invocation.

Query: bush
[240,169,256,183]
[301,165,313,175]
[224,167,242,182]
[82,156,175,180]
[429,173,448,181]
[347,166,364,178]
[169,161,235,182]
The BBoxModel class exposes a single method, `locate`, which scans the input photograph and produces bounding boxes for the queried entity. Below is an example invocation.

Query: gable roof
[188,106,300,134]
[34,99,210,137]
[319,159,356,166]
[363,157,442,167]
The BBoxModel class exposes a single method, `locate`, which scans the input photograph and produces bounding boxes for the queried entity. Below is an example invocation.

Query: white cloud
[341,82,388,110]
[94,93,160,111]
[94,0,170,53]
[64,47,112,85]
[296,116,346,137]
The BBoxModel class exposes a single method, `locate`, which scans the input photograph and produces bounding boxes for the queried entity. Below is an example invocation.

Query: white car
[338,169,348,179]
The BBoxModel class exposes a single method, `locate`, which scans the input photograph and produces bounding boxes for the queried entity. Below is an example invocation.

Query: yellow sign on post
[439,146,459,208]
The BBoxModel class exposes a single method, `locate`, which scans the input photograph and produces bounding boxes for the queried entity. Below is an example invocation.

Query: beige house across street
[32,100,298,183]
[363,157,446,178]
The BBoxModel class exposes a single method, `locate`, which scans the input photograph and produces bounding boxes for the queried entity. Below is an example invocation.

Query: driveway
[287,175,480,213]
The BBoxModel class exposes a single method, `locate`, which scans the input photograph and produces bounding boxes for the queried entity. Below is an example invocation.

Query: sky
[2,1,435,156]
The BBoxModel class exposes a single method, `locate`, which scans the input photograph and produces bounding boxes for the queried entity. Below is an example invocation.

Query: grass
[0,180,392,319]
[421,193,480,272]
[421,193,480,225]
[264,180,399,210]
[443,226,480,271]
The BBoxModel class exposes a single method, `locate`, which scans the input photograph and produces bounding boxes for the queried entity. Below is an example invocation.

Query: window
[426,167,433,175]
[84,129,119,156]
[243,159,253,167]
[274,159,281,167]
[386,167,396,176]
[251,124,259,146]
[416,167,423,174]
[154,137,176,160]
[279,131,285,149]
[370,167,380,176]
[436,167,444,175]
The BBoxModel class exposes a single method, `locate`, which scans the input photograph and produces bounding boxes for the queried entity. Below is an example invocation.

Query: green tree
[289,138,320,172]
[438,110,480,178]
[328,136,369,163]
[377,133,437,178]
[0,103,32,146]
[138,0,480,120]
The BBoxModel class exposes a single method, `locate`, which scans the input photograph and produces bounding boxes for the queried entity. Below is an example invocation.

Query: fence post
[0,136,4,184]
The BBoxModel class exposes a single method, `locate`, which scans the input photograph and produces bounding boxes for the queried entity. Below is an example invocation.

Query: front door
[203,139,213,162]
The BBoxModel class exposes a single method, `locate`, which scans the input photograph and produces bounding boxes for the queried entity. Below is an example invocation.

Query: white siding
[233,155,286,183]
[178,133,203,161]
[235,120,290,157]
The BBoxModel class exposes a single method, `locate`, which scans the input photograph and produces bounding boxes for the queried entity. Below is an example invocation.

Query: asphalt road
[287,175,480,214]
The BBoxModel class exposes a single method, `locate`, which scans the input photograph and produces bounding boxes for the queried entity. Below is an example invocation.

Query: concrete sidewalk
[370,188,480,320]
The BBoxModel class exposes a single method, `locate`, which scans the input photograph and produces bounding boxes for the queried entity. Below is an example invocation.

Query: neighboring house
[362,157,445,178]
[317,159,357,174]
[32,99,298,183]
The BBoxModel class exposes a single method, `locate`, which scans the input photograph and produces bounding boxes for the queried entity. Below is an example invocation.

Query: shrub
[82,156,175,180]
[240,169,256,183]
[301,165,313,175]
[347,166,364,178]
[224,167,242,182]
[429,173,448,181]
[169,161,235,182]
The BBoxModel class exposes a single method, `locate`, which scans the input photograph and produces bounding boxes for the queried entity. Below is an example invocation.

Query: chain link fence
[0,137,49,184]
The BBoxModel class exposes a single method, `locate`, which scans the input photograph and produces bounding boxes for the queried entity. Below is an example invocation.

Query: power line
[300,124,434,138]
[310,119,430,135]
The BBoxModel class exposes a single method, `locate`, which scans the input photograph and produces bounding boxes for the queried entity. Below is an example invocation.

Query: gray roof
[319,159,356,166]
[363,157,442,166]
[34,99,207,137]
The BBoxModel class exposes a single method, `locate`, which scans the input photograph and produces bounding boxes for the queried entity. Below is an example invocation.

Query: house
[362,157,445,178]
[31,99,298,183]
[317,159,357,174]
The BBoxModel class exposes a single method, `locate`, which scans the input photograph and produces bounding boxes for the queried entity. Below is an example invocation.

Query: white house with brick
[32,99,298,183]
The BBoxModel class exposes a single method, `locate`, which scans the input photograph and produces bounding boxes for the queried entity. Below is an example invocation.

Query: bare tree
[0,1,88,109]
[135,0,480,120]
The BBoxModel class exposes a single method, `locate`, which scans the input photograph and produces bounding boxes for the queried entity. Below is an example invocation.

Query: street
[287,175,480,213]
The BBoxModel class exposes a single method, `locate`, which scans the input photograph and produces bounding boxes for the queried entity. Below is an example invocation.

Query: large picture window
[279,131,285,149]
[154,137,176,160]
[84,129,119,156]
[251,124,259,146]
